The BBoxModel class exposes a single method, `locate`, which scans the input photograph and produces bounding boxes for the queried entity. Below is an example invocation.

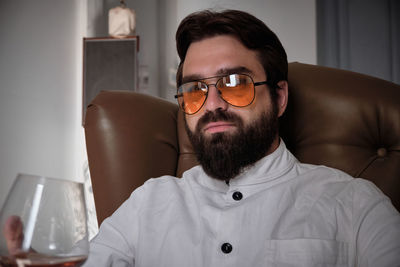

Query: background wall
[0,0,86,208]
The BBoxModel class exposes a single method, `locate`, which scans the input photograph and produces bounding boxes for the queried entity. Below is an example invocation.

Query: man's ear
[276,80,288,117]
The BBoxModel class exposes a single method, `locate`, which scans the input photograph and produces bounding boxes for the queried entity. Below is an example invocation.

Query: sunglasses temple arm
[254,81,268,86]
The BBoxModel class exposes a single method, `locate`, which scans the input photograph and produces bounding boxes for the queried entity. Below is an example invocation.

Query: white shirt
[84,141,400,267]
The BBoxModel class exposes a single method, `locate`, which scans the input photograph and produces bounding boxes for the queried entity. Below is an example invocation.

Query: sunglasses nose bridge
[206,82,217,89]
[202,82,228,111]
[205,82,223,96]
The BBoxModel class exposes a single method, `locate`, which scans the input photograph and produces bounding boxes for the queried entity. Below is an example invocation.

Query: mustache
[196,109,243,132]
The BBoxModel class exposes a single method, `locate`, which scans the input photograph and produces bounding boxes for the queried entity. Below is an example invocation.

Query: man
[83,9,400,266]
[5,9,400,266]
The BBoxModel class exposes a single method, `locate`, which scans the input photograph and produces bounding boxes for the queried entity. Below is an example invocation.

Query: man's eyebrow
[181,74,203,84]
[181,66,254,84]
[216,66,253,76]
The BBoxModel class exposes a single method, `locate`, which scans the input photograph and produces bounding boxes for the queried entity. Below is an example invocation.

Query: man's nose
[203,85,229,111]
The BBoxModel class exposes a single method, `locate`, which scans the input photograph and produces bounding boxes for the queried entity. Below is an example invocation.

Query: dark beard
[185,105,279,181]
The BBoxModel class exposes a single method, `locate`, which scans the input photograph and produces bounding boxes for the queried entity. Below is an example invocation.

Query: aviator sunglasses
[175,73,268,115]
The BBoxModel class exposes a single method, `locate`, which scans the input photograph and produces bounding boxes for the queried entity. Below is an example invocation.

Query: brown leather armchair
[85,62,400,225]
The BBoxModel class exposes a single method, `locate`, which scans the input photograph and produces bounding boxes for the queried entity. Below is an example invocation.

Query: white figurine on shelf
[108,0,136,38]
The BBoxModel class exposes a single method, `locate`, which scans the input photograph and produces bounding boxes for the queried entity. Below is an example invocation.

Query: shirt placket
[211,186,246,267]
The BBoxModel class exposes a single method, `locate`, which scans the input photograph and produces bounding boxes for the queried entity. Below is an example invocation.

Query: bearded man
[83,9,400,266]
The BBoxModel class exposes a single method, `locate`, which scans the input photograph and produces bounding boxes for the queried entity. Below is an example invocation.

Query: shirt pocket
[265,239,349,267]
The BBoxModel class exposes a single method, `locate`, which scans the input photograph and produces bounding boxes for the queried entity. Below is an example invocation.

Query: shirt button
[221,242,233,254]
[232,191,243,201]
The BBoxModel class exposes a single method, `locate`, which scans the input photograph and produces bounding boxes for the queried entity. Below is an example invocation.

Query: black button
[232,191,243,201]
[221,242,233,254]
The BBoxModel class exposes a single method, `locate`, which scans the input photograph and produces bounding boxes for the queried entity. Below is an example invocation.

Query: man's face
[182,35,287,180]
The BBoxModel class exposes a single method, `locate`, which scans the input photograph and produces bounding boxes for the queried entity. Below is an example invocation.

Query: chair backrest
[85,62,400,224]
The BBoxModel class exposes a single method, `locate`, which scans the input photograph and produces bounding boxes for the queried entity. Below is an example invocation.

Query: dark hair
[175,9,288,101]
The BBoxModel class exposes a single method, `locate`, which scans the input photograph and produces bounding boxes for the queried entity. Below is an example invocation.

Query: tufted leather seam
[354,147,399,178]
[354,155,379,178]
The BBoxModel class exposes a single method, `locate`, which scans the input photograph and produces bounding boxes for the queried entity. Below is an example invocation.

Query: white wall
[177,0,316,64]
[0,0,86,208]
[158,0,179,101]
[160,0,317,102]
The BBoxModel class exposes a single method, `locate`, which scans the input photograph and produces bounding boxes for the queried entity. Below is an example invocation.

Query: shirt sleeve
[353,179,400,266]
[83,186,144,267]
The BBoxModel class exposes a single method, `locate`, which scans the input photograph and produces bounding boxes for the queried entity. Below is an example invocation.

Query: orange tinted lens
[218,75,254,106]
[178,84,206,114]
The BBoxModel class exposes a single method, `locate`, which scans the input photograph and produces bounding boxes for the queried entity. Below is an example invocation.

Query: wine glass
[0,174,88,266]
